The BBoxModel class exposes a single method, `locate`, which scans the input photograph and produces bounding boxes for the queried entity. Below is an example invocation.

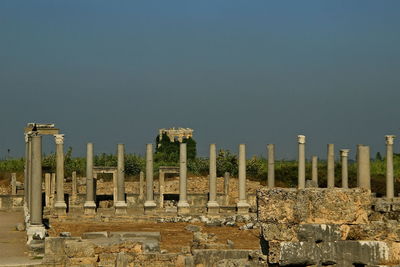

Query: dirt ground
[48,221,261,253]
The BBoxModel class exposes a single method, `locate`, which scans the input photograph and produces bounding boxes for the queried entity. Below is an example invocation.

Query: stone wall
[258,187,400,266]
[0,195,24,210]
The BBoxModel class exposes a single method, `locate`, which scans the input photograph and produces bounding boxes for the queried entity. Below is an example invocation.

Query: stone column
[115,144,127,214]
[84,143,96,215]
[54,134,67,215]
[28,135,33,215]
[237,144,250,214]
[11,173,17,195]
[178,143,190,214]
[311,156,318,187]
[71,171,77,201]
[27,134,45,242]
[50,173,56,207]
[144,144,156,213]
[44,173,51,207]
[357,145,371,190]
[139,171,145,201]
[385,135,396,199]
[24,134,29,207]
[31,135,43,225]
[224,172,230,206]
[327,144,335,188]
[207,144,219,214]
[158,171,164,208]
[340,149,350,189]
[297,135,306,189]
[267,144,275,188]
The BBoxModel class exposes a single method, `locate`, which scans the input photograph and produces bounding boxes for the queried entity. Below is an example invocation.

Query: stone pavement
[0,210,41,266]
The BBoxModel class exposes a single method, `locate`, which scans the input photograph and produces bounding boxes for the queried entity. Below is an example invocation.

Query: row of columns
[281,135,396,198]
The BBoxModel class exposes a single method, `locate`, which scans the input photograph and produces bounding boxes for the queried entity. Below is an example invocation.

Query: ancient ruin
[0,123,399,266]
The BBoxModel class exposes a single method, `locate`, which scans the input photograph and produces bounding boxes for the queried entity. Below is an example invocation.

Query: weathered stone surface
[82,231,109,239]
[65,239,95,258]
[258,188,372,224]
[347,221,400,242]
[297,224,342,242]
[261,223,298,242]
[268,240,395,266]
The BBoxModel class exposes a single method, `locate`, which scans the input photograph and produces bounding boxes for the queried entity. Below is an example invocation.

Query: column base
[84,201,96,215]
[54,201,67,216]
[144,201,157,214]
[27,224,46,245]
[236,201,250,215]
[177,201,190,214]
[207,201,220,215]
[115,201,128,215]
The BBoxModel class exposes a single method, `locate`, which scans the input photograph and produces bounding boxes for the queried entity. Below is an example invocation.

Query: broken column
[178,143,190,214]
[71,171,77,201]
[327,144,335,188]
[357,145,371,190]
[207,144,219,214]
[385,135,395,199]
[224,172,230,206]
[54,134,67,215]
[139,171,145,201]
[297,135,306,189]
[84,143,96,215]
[27,134,45,242]
[115,144,127,215]
[50,173,56,207]
[267,144,275,188]
[11,173,17,195]
[144,144,156,213]
[44,173,51,207]
[340,149,350,189]
[237,144,250,214]
[311,156,318,187]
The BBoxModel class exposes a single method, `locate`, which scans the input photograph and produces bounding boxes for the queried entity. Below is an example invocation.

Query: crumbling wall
[257,187,400,266]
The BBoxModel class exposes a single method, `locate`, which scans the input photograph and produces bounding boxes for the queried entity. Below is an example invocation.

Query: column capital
[340,149,350,157]
[297,135,306,144]
[24,132,31,143]
[54,134,65,145]
[385,135,396,145]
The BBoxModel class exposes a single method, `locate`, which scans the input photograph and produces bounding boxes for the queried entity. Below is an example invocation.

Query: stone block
[45,237,66,255]
[261,223,298,241]
[297,224,342,242]
[82,231,109,239]
[110,231,161,241]
[65,240,95,258]
[347,221,400,242]
[257,188,372,224]
[374,199,391,212]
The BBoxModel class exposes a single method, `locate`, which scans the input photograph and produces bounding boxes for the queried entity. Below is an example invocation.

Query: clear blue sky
[1,1,399,160]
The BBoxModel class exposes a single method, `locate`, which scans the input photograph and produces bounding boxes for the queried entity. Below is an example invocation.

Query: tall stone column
[178,143,190,214]
[311,156,318,187]
[267,144,275,188]
[27,134,46,243]
[158,171,164,208]
[54,134,67,215]
[115,144,127,214]
[340,149,350,189]
[297,135,306,189]
[207,144,219,214]
[71,171,77,202]
[385,135,396,199]
[28,135,33,216]
[224,172,230,206]
[44,173,51,207]
[327,144,335,188]
[237,144,250,214]
[24,134,30,207]
[84,143,96,215]
[144,144,156,213]
[357,145,371,190]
